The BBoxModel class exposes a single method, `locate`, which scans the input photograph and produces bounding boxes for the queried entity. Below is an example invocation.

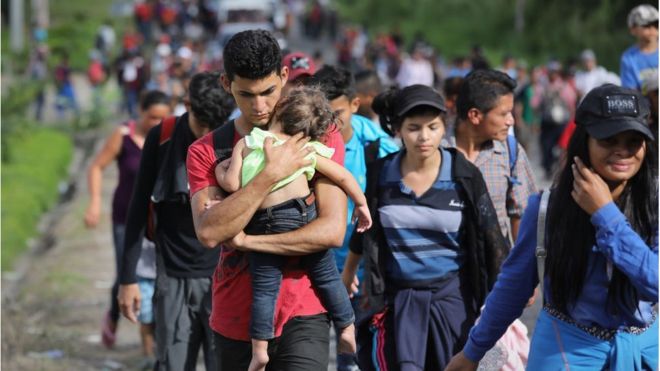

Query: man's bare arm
[234,177,348,255]
[192,174,275,247]
[191,133,314,247]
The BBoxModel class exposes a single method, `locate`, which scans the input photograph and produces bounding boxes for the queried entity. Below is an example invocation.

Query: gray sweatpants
[154,262,216,370]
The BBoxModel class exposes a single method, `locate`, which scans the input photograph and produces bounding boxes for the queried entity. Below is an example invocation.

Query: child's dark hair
[311,65,356,100]
[189,71,236,129]
[456,69,516,120]
[223,30,282,82]
[372,86,446,135]
[140,90,170,111]
[273,86,337,141]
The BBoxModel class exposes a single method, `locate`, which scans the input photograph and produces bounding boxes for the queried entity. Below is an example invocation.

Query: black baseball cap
[575,84,654,140]
[395,84,447,117]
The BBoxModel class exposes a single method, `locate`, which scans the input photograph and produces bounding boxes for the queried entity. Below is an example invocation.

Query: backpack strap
[159,115,178,145]
[364,138,381,166]
[506,134,521,186]
[145,115,178,242]
[536,190,551,306]
[212,120,237,162]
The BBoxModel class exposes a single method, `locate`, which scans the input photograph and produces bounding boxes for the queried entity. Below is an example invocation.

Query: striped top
[378,148,465,288]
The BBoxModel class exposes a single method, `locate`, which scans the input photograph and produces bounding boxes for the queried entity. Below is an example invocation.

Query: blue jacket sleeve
[590,202,659,301]
[463,193,541,362]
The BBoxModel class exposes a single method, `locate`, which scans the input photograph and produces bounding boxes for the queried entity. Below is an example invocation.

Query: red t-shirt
[187,126,345,341]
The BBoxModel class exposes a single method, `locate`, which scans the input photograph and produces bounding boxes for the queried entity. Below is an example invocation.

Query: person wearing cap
[447,84,658,370]
[621,4,658,90]
[346,84,510,370]
[281,51,316,96]
[575,49,621,99]
[395,42,435,88]
[532,61,578,180]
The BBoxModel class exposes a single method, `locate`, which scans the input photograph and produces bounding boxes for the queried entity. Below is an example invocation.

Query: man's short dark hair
[311,65,356,100]
[355,69,382,95]
[223,30,282,82]
[189,71,236,129]
[456,69,516,120]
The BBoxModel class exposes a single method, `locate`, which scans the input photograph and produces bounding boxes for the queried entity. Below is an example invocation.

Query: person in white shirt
[575,49,621,100]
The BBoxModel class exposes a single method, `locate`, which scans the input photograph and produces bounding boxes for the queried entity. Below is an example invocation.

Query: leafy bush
[1,127,73,270]
[335,0,649,71]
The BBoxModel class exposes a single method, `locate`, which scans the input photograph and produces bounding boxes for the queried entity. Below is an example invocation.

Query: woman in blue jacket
[447,84,658,370]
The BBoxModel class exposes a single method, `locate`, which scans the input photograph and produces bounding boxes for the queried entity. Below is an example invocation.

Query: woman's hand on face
[444,351,478,371]
[571,157,613,215]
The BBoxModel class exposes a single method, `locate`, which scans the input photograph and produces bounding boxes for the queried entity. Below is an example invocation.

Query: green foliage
[1,127,73,271]
[1,81,46,163]
[335,0,649,71]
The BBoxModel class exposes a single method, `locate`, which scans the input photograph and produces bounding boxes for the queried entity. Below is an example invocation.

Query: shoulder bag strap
[536,190,551,306]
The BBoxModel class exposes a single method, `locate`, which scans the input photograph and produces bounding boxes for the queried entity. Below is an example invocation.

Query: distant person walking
[621,4,659,90]
[54,52,80,120]
[84,91,171,364]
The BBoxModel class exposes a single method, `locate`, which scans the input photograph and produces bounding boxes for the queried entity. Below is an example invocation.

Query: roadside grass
[1,127,73,271]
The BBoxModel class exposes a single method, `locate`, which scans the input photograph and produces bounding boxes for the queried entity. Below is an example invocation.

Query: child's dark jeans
[245,193,355,340]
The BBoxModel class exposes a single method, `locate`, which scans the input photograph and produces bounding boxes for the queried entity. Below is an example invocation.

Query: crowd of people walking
[70,1,659,370]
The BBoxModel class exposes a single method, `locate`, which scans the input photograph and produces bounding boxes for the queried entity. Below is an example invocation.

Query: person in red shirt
[187,30,348,370]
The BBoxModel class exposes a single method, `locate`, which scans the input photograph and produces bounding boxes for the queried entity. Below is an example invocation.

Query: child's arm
[341,251,362,298]
[315,155,372,232]
[215,138,246,193]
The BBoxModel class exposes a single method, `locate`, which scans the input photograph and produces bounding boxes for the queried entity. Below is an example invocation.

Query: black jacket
[120,114,220,284]
[350,148,510,313]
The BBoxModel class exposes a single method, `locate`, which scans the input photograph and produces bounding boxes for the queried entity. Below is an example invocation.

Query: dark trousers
[110,223,126,323]
[540,121,567,178]
[153,251,216,370]
[246,195,354,340]
[215,313,331,371]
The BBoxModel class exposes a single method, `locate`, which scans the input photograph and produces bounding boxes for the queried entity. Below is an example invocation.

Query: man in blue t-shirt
[313,65,399,371]
[621,4,658,90]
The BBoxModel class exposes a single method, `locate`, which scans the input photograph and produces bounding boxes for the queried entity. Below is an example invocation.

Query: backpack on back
[540,90,570,125]
[145,116,177,241]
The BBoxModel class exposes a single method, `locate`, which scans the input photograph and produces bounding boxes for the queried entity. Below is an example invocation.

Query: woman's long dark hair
[545,125,658,314]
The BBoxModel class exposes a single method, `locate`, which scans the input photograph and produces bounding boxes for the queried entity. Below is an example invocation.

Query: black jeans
[540,120,566,178]
[215,313,331,371]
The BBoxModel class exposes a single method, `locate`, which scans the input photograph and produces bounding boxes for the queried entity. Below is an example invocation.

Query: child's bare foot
[248,339,269,371]
[337,324,357,354]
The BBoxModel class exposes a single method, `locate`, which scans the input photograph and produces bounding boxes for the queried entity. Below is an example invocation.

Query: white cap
[156,43,172,57]
[177,46,193,60]
[627,4,659,28]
